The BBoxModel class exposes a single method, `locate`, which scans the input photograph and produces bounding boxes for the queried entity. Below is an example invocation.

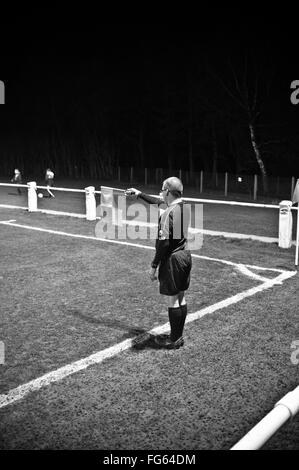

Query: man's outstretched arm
[125,188,163,205]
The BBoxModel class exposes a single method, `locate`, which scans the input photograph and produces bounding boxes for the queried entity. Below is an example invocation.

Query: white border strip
[1,203,296,245]
[0,204,27,210]
[235,265,270,282]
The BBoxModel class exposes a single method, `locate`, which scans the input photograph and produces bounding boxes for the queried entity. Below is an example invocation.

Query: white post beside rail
[85,186,96,221]
[28,181,37,212]
[231,386,299,450]
[295,206,299,266]
[278,200,293,249]
[291,176,295,199]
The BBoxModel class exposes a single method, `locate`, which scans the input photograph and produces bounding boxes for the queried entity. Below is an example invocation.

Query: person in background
[45,168,55,198]
[11,168,22,195]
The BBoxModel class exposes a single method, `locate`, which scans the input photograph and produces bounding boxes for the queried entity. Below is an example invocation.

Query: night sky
[0,8,298,179]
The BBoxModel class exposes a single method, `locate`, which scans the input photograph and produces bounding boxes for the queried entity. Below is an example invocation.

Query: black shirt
[138,193,190,268]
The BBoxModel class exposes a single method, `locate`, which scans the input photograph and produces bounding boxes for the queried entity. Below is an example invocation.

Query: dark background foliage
[0,8,298,181]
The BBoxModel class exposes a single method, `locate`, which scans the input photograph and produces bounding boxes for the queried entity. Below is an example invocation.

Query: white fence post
[278,200,293,248]
[291,176,295,199]
[253,174,258,201]
[200,171,203,194]
[85,186,96,221]
[28,181,37,212]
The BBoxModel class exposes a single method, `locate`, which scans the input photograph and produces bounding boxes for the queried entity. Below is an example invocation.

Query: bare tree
[208,51,275,193]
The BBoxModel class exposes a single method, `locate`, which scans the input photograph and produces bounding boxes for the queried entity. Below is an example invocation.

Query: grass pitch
[0,191,298,450]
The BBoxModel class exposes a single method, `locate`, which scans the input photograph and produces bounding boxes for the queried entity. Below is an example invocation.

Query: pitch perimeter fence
[2,169,297,202]
[111,168,298,202]
[1,181,298,247]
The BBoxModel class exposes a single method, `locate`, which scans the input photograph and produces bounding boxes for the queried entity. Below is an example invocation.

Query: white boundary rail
[0,182,298,247]
[231,385,299,449]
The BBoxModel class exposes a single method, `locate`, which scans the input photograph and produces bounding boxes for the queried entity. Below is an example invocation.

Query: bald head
[163,176,183,198]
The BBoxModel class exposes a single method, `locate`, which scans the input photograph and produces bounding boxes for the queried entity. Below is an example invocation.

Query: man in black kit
[126,177,192,349]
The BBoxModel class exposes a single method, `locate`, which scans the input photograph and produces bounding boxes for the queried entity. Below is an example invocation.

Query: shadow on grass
[66,309,169,349]
[66,309,157,344]
[131,332,169,350]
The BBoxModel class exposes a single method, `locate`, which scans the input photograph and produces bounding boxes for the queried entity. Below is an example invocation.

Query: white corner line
[236,265,271,283]
[0,269,296,410]
[0,204,27,211]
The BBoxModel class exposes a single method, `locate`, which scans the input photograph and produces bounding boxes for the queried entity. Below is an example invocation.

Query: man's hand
[149,267,158,281]
[125,187,141,197]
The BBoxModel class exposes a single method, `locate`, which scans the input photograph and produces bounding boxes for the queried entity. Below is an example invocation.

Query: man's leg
[155,293,186,349]
[47,185,55,198]
[178,291,186,306]
[168,292,187,342]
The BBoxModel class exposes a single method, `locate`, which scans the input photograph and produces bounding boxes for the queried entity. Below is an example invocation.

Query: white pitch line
[0,204,88,219]
[0,269,296,410]
[39,209,86,218]
[244,265,287,273]
[0,221,154,251]
[235,265,270,283]
[0,221,292,276]
[123,219,292,245]
[202,229,280,244]
[0,204,27,211]
[1,202,297,245]
[186,270,296,324]
[191,253,289,275]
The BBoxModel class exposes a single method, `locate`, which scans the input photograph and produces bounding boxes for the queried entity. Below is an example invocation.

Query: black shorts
[158,250,192,296]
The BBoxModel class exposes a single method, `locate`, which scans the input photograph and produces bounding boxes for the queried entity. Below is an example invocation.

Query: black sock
[168,306,187,342]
